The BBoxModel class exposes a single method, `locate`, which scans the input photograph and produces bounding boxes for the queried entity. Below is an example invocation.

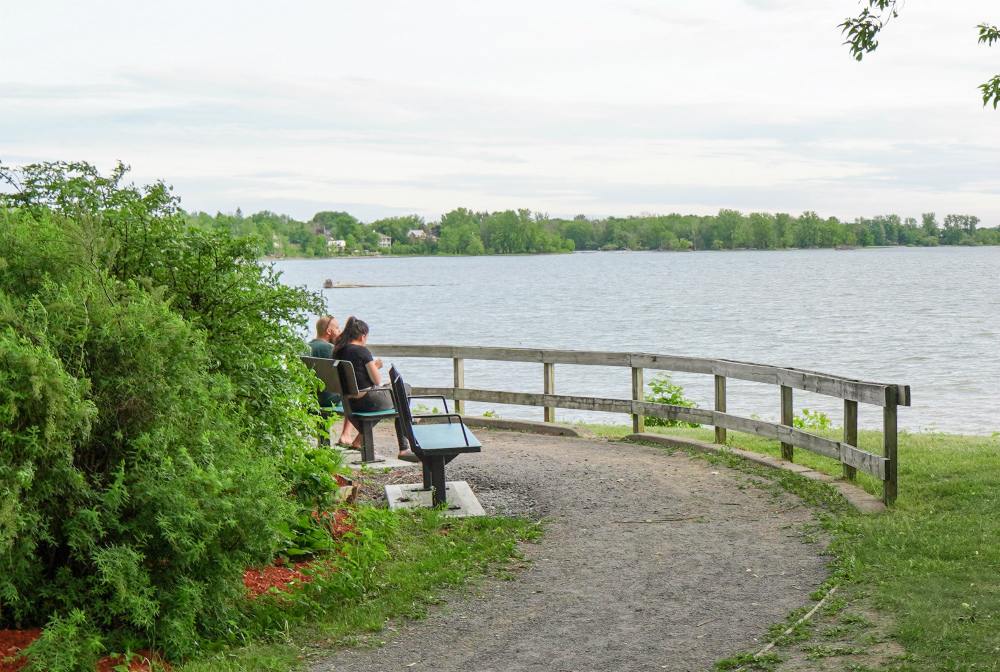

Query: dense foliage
[191,206,999,258]
[0,162,327,660]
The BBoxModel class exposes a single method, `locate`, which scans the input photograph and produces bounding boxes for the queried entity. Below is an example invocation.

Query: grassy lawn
[582,421,1000,671]
[176,508,542,672]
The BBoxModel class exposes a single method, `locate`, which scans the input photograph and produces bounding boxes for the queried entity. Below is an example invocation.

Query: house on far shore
[407,229,427,240]
[328,239,347,250]
[377,233,392,249]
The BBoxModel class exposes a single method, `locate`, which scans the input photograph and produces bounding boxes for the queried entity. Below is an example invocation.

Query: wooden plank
[453,358,465,415]
[715,375,727,445]
[543,363,556,423]
[416,387,636,415]
[631,367,644,434]
[883,387,898,505]
[843,399,858,480]
[633,400,714,425]
[630,353,715,375]
[781,385,794,462]
[840,443,886,480]
[712,412,885,478]
[375,345,910,407]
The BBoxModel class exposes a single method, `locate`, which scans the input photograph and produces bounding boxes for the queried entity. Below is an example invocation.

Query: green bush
[644,373,701,427]
[0,162,326,660]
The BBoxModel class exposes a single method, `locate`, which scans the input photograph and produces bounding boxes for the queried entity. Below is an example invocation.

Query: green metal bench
[389,365,482,507]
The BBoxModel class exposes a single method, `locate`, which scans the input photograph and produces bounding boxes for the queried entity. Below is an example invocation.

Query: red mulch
[243,506,353,598]
[0,629,41,672]
[243,559,316,597]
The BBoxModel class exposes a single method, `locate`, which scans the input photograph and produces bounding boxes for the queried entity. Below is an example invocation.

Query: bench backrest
[388,365,420,454]
[300,355,345,398]
[335,360,364,397]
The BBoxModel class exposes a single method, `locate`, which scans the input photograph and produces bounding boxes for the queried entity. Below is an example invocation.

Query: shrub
[644,373,701,427]
[0,163,325,659]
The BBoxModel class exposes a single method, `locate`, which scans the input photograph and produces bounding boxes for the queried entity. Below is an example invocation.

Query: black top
[335,343,375,390]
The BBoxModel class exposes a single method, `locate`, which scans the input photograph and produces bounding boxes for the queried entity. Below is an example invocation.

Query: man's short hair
[316,315,333,335]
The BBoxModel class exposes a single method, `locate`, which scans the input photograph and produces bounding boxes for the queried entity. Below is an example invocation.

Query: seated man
[307,315,355,445]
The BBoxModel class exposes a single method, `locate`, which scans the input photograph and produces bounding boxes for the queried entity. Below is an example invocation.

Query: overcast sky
[3,0,999,222]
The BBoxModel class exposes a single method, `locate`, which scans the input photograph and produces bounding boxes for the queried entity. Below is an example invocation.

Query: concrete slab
[384,481,486,517]
[340,449,413,469]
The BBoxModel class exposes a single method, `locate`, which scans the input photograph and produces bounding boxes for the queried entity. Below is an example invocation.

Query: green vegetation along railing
[369,345,911,505]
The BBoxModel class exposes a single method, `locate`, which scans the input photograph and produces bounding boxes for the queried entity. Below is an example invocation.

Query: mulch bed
[1,504,357,670]
[0,629,41,672]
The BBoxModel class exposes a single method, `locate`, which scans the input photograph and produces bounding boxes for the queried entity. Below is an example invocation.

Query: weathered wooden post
[714,375,726,444]
[453,357,465,415]
[780,385,794,461]
[883,386,898,505]
[631,366,644,433]
[843,399,858,479]
[543,362,555,423]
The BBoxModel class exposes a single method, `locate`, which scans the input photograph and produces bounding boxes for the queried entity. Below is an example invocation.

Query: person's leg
[362,387,415,458]
[337,418,357,445]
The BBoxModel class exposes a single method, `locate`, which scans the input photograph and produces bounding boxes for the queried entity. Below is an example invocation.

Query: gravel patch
[315,427,830,672]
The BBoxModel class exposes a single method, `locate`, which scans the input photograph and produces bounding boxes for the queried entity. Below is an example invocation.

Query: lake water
[274,247,1000,435]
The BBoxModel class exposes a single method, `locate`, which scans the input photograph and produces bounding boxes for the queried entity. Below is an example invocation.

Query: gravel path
[314,428,829,672]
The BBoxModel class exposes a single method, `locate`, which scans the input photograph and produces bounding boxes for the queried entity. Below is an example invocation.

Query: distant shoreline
[262,244,992,262]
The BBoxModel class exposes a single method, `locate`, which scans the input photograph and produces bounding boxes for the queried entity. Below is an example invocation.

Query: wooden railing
[369,345,911,505]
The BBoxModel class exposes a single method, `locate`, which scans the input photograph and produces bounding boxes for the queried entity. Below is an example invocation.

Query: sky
[2,0,999,223]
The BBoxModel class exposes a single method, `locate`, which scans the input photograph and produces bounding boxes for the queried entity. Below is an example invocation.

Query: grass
[580,420,1000,671]
[175,507,543,672]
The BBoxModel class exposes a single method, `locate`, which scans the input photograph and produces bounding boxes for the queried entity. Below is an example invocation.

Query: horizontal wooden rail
[373,345,910,407]
[413,386,887,481]
[371,344,907,504]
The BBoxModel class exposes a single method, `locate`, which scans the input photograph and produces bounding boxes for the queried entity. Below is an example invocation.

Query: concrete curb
[622,433,887,514]
[460,416,596,438]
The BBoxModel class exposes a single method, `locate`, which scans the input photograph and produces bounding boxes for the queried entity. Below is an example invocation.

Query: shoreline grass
[582,421,1000,670]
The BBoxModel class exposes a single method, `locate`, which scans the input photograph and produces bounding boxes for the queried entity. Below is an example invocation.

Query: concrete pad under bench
[622,432,887,514]
[340,450,413,469]
[385,481,486,517]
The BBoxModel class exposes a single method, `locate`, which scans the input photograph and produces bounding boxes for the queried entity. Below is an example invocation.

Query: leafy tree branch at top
[840,0,1000,107]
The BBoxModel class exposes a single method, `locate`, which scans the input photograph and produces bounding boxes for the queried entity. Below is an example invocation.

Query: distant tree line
[186,207,1000,258]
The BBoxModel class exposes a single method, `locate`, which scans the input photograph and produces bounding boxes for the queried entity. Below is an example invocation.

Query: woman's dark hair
[334,316,369,352]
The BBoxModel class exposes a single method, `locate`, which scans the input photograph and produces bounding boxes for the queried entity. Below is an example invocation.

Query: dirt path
[313,429,829,672]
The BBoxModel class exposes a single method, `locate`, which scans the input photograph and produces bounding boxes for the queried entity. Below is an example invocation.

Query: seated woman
[333,317,418,462]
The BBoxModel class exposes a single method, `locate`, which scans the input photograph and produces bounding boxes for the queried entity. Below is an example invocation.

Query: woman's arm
[366,360,382,386]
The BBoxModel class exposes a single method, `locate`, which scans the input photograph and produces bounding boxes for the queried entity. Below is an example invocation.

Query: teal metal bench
[300,355,345,449]
[300,355,393,463]
[333,359,399,464]
[389,365,482,507]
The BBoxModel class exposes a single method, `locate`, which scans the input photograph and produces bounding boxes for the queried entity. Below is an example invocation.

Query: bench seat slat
[352,409,398,417]
[412,423,482,453]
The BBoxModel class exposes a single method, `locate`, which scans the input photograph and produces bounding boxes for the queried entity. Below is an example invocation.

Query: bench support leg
[423,456,448,507]
[351,421,385,464]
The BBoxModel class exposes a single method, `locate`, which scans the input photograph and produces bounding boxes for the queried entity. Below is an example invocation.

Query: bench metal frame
[389,365,482,507]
